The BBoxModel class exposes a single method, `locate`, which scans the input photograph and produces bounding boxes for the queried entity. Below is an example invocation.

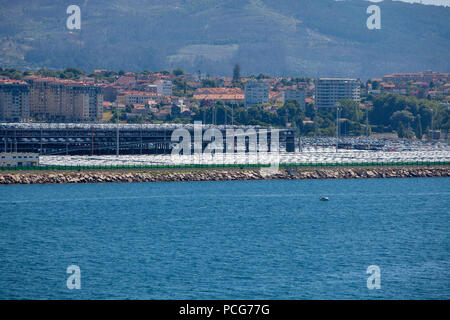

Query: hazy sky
[366,0,450,6]
[394,0,449,6]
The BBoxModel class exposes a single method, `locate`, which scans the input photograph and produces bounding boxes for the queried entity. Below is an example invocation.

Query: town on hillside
[0,67,449,140]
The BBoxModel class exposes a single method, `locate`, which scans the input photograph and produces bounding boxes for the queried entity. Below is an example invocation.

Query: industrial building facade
[315,78,360,108]
[0,153,39,167]
[0,123,296,155]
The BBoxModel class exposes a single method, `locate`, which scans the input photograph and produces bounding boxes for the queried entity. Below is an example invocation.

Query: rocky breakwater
[0,166,449,185]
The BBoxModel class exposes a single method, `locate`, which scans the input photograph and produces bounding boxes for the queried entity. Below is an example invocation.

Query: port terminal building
[0,123,296,156]
[0,153,39,167]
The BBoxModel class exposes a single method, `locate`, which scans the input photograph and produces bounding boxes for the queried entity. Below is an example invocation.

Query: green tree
[339,99,362,122]
[417,88,426,99]
[173,68,184,76]
[202,79,217,88]
[233,64,240,82]
[415,115,423,140]
[397,122,406,138]
[256,73,270,80]
[63,67,84,77]
[37,68,58,77]
[12,71,23,80]
[390,110,414,131]
[372,81,380,90]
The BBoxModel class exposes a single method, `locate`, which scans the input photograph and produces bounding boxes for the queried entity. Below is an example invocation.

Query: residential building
[443,83,450,93]
[244,80,269,108]
[24,76,103,121]
[155,109,170,121]
[382,71,450,84]
[283,89,305,108]
[315,78,360,108]
[142,84,158,92]
[117,91,161,105]
[193,87,244,103]
[103,85,120,102]
[0,80,30,122]
[115,76,137,88]
[157,80,173,97]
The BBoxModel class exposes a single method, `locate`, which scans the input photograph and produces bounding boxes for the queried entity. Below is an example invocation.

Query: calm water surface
[0,178,449,299]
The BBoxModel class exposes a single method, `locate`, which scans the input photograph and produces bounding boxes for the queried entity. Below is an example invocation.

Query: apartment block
[193,87,244,103]
[382,71,450,84]
[315,78,360,108]
[117,91,161,105]
[283,89,305,108]
[0,80,30,122]
[157,80,173,97]
[24,77,103,122]
[244,80,269,108]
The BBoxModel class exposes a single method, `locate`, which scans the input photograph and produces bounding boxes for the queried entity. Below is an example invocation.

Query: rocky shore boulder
[0,167,449,185]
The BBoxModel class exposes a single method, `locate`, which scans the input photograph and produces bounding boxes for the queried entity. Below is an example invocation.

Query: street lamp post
[431,108,434,140]
[115,107,120,157]
[232,103,234,126]
[366,107,369,136]
[314,104,317,138]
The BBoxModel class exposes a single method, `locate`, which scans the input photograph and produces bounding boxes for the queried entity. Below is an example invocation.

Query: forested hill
[0,0,449,78]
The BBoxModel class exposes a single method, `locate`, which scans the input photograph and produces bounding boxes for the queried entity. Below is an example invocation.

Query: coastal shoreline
[0,166,449,185]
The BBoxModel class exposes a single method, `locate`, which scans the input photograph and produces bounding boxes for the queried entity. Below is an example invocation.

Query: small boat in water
[320,196,329,201]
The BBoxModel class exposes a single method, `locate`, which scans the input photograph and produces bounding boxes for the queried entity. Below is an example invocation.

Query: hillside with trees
[0,0,448,78]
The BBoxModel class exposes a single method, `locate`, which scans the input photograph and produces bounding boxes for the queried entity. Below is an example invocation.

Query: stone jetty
[0,166,449,185]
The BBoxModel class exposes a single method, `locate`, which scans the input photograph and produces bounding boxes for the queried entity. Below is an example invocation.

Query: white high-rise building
[315,78,360,108]
[244,80,269,108]
[157,80,173,97]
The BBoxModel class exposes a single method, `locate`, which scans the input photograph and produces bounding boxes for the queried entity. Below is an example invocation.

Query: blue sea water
[0,178,449,300]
